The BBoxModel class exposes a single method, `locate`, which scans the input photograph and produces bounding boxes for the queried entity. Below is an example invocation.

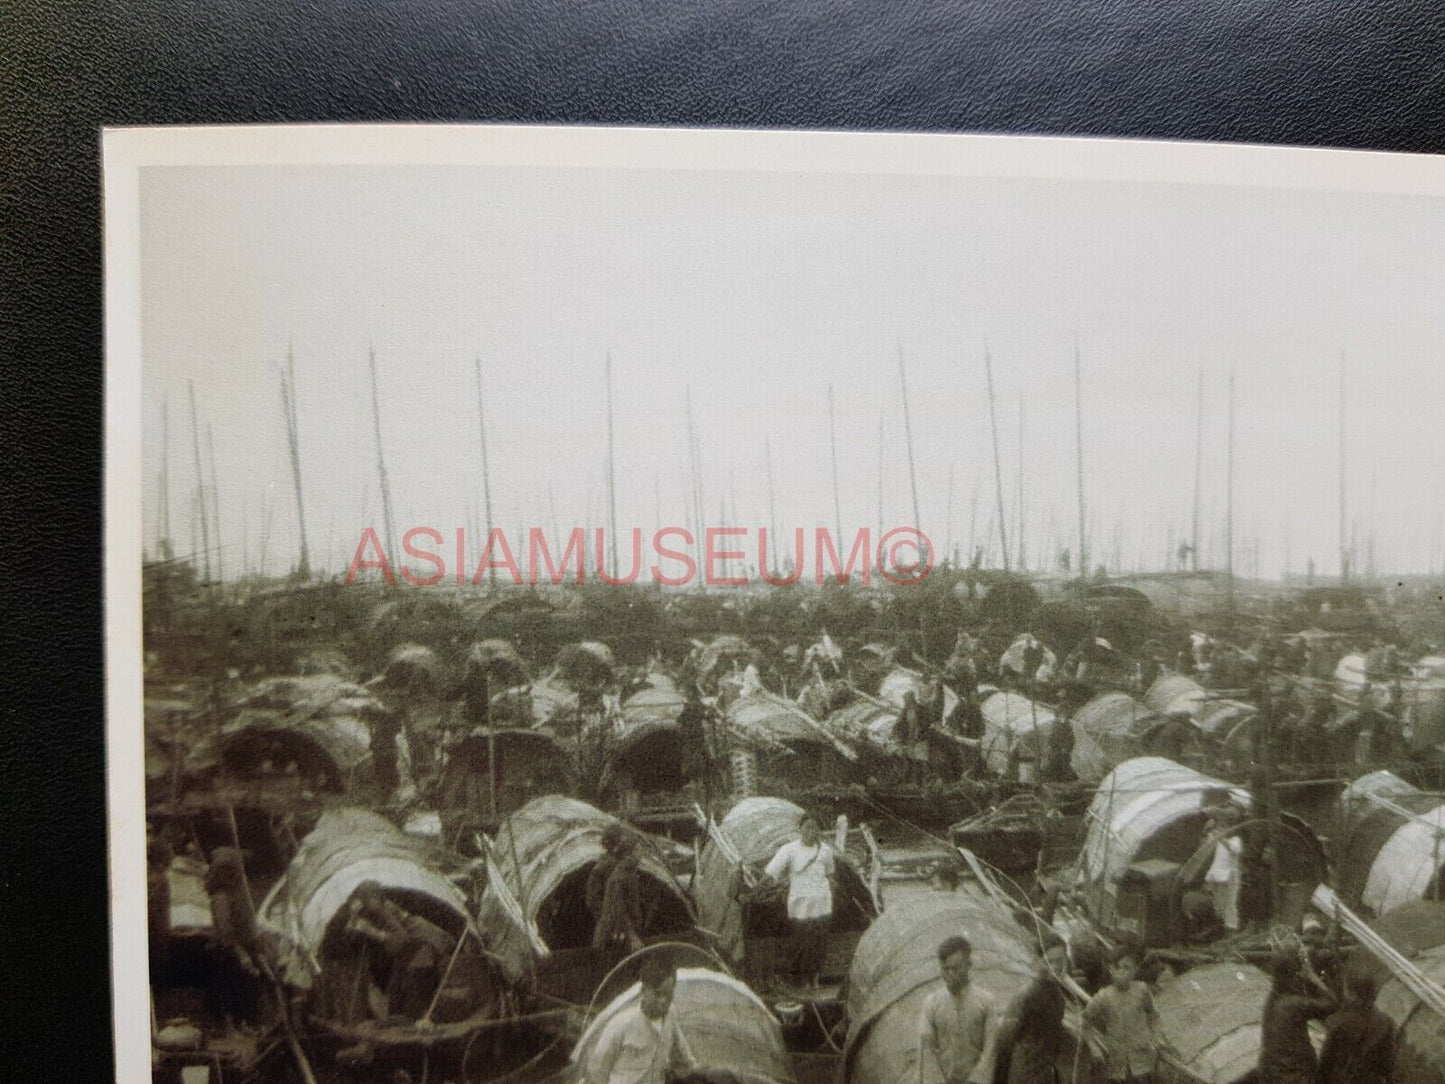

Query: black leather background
[3,0,1444,1074]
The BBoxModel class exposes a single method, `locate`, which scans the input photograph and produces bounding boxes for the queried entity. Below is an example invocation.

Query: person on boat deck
[764,813,836,990]
[676,682,714,804]
[205,846,268,976]
[147,836,174,976]
[580,956,697,1084]
[917,935,997,1084]
[1201,812,1243,932]
[344,881,457,1021]
[1257,947,1337,1084]
[588,825,644,953]
[1319,968,1395,1084]
[363,698,404,798]
[992,935,1070,1084]
[455,654,491,730]
[1082,948,1158,1084]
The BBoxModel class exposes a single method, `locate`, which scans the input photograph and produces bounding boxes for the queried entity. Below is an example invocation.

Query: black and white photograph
[105,125,1445,1084]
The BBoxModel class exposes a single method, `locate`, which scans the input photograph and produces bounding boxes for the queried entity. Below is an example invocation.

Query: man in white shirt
[918,935,997,1084]
[581,957,698,1084]
[764,813,836,990]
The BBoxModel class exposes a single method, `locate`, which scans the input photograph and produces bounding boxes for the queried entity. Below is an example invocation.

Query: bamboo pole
[366,347,399,578]
[473,355,497,589]
[983,343,1010,572]
[188,381,211,582]
[828,383,843,546]
[1339,351,1348,582]
[876,410,885,552]
[1016,396,1026,572]
[765,435,779,573]
[605,352,619,574]
[1073,342,1087,580]
[1227,370,1236,613]
[897,348,924,558]
[1191,366,1203,573]
[205,422,223,583]
[281,343,312,579]
[158,398,170,558]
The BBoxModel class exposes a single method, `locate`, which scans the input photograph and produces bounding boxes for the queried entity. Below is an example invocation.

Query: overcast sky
[138,160,1445,580]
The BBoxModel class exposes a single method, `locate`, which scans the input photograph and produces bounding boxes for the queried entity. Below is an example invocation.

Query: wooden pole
[686,387,704,577]
[473,354,497,589]
[944,462,955,568]
[158,397,170,558]
[1339,351,1348,582]
[605,351,619,574]
[1227,370,1236,613]
[367,347,399,578]
[765,435,779,573]
[187,381,211,582]
[281,343,312,579]
[828,383,843,546]
[205,422,223,583]
[258,490,271,580]
[1073,342,1087,580]
[897,348,924,555]
[1016,396,1026,572]
[876,410,885,552]
[983,343,1010,572]
[1191,366,1203,572]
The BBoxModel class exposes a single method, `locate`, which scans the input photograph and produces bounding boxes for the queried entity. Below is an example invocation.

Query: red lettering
[470,528,523,585]
[401,527,445,586]
[705,527,748,586]
[344,527,395,586]
[651,528,697,586]
[758,527,803,586]
[815,528,872,585]
[531,528,586,584]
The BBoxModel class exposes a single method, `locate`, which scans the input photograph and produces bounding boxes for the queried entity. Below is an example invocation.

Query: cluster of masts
[152,344,1421,587]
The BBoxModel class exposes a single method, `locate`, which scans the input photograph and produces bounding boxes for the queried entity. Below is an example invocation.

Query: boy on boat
[1082,948,1158,1084]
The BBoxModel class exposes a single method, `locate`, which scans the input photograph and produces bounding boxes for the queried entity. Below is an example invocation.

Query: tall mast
[280,344,311,578]
[897,348,924,554]
[205,422,223,583]
[187,380,211,582]
[1073,342,1087,579]
[1226,369,1236,610]
[983,343,1010,572]
[1191,366,1203,572]
[241,501,250,580]
[1339,351,1349,582]
[765,435,779,573]
[367,347,398,578]
[258,490,272,579]
[875,410,885,548]
[473,355,497,588]
[157,398,170,558]
[685,387,705,577]
[944,462,955,567]
[1016,396,1026,572]
[828,383,843,545]
[605,352,619,574]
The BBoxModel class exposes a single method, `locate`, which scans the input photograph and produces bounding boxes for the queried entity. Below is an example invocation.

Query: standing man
[588,825,645,954]
[1319,969,1394,1084]
[764,814,836,990]
[992,936,1070,1084]
[580,956,698,1084]
[1082,948,1158,1084]
[918,935,997,1084]
[1257,949,1336,1084]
